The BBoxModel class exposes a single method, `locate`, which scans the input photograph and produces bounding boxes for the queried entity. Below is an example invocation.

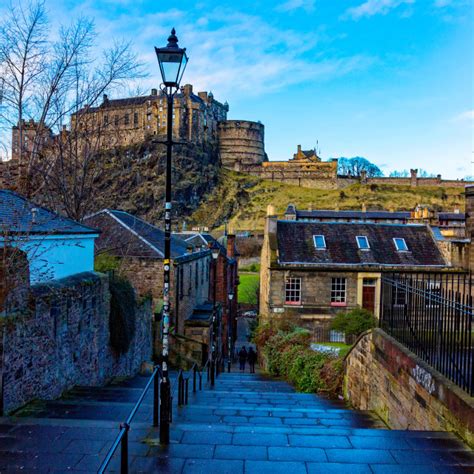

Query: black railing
[98,355,220,473]
[380,273,473,396]
[98,366,162,474]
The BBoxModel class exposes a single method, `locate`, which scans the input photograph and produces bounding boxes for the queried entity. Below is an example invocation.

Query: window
[393,285,406,306]
[313,235,326,250]
[356,236,370,250]
[331,278,347,304]
[104,115,109,126]
[114,115,119,126]
[285,278,301,305]
[134,112,138,125]
[393,238,408,252]
[124,113,130,125]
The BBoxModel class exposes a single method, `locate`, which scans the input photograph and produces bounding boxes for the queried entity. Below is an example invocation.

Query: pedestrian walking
[247,347,257,373]
[238,346,247,372]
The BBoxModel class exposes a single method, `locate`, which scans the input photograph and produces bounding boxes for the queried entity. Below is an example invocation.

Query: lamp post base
[159,378,171,444]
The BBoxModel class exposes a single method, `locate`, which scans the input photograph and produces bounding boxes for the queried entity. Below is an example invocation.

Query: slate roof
[438,212,465,222]
[294,209,411,221]
[85,209,192,259]
[276,221,447,268]
[0,190,97,235]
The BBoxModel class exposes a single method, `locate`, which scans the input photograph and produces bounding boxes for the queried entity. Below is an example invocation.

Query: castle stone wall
[218,120,265,168]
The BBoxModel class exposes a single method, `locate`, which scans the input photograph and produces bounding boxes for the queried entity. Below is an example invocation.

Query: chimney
[410,169,418,187]
[151,88,158,96]
[465,186,474,271]
[361,203,367,213]
[182,84,193,96]
[227,234,236,258]
[31,208,38,225]
[198,91,208,102]
[103,94,109,104]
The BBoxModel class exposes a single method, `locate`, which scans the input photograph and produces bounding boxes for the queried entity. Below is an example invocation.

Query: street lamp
[154,28,188,445]
[210,241,220,387]
[228,292,234,373]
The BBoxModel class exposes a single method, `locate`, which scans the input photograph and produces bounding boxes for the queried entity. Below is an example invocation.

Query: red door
[362,279,376,314]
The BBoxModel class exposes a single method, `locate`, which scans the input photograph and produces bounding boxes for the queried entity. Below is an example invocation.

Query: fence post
[193,366,197,393]
[199,372,202,391]
[185,378,189,405]
[120,423,129,474]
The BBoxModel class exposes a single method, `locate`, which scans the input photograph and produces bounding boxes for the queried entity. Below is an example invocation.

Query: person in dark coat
[238,346,248,371]
[247,347,257,373]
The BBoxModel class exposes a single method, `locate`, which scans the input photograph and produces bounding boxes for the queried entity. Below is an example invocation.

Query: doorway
[362,278,377,314]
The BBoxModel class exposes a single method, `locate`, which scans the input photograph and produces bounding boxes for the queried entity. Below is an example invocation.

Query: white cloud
[454,110,474,122]
[276,0,316,13]
[344,0,415,20]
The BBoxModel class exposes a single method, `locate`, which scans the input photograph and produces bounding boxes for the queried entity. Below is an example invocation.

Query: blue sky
[4,0,473,178]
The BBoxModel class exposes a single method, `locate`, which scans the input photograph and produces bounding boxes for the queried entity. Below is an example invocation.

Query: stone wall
[218,121,266,168]
[344,329,474,447]
[0,271,152,414]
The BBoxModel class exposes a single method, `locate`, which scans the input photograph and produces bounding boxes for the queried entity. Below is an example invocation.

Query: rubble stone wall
[0,271,152,414]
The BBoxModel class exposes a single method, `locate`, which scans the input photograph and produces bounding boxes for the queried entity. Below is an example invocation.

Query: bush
[109,275,137,354]
[260,326,342,395]
[95,252,121,273]
[330,307,376,337]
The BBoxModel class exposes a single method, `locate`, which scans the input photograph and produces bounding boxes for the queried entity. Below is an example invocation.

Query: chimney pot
[151,88,157,96]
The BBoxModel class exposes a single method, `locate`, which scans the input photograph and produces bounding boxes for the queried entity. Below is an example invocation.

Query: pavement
[0,367,473,473]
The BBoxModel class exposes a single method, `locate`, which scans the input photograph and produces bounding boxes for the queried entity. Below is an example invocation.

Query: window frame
[393,237,409,252]
[285,277,302,305]
[313,234,326,250]
[356,235,370,250]
[331,277,347,306]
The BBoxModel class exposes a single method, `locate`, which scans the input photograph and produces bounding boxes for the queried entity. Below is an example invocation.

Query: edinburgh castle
[2,83,470,191]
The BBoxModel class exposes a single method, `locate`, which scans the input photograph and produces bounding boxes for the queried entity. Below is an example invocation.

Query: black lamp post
[154,28,188,445]
[210,242,220,387]
[227,292,234,373]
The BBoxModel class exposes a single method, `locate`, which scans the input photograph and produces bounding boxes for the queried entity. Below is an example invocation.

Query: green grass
[188,169,465,231]
[238,273,260,304]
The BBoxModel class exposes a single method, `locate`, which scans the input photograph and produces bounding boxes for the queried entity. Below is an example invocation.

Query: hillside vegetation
[188,169,465,231]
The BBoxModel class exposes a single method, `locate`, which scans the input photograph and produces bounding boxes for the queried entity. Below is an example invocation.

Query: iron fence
[380,272,473,396]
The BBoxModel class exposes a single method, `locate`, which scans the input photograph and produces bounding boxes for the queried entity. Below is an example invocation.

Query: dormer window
[356,236,370,250]
[313,235,326,249]
[393,237,408,252]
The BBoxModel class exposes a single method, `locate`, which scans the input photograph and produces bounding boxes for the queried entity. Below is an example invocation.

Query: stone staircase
[0,370,473,473]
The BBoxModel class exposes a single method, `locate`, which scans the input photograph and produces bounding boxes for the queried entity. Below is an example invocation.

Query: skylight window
[393,238,408,252]
[356,236,370,250]
[313,235,326,249]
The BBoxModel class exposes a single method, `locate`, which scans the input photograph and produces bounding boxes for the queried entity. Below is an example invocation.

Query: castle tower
[218,120,266,169]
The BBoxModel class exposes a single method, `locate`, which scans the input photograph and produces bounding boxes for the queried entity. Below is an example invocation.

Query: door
[362,278,377,314]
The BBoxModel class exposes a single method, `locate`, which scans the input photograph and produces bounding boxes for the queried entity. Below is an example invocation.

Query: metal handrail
[98,366,162,474]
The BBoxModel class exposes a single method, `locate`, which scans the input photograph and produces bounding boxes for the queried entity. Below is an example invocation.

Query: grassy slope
[238,273,260,305]
[189,169,465,232]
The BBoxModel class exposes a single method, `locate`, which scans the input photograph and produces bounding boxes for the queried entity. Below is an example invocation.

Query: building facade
[71,85,228,149]
[0,190,98,285]
[260,206,458,340]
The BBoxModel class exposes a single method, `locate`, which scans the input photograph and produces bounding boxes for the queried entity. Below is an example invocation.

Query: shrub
[95,252,121,273]
[109,275,137,354]
[260,326,342,395]
[330,307,376,337]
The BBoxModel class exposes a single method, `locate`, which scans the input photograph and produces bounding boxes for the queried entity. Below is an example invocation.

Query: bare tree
[0,0,144,217]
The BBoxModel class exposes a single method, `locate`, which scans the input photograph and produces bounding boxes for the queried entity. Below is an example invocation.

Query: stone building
[11,119,54,162]
[175,231,239,361]
[83,210,213,362]
[71,85,228,149]
[260,206,457,340]
[218,120,266,167]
